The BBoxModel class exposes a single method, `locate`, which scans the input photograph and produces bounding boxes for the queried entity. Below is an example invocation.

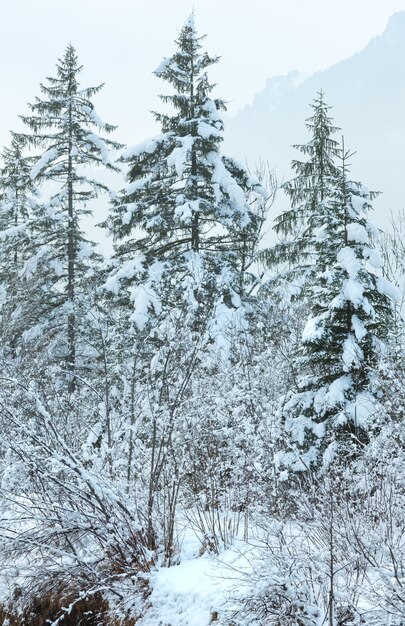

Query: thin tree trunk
[67,84,76,394]
[127,352,138,489]
[190,59,199,252]
[10,188,19,359]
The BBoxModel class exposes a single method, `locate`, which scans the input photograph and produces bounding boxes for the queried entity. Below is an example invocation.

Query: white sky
[1,0,405,147]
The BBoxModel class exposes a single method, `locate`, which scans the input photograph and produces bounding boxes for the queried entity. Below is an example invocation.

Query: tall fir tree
[264,91,341,295]
[105,15,265,339]
[257,93,342,413]
[0,135,37,359]
[280,141,399,471]
[103,16,266,551]
[16,44,120,391]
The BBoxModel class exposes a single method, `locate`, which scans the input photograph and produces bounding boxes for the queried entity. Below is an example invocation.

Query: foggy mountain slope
[225,11,405,227]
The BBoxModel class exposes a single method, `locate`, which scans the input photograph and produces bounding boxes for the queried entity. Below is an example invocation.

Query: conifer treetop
[261,91,341,292]
[18,43,120,184]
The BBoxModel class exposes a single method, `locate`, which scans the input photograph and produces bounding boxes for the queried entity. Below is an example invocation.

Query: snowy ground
[138,527,256,626]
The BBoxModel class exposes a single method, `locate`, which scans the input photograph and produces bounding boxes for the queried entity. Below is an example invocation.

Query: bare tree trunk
[126,352,138,489]
[189,59,199,253]
[67,89,76,394]
[328,475,335,626]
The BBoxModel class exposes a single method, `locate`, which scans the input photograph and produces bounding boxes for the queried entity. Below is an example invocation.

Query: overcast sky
[1,0,405,148]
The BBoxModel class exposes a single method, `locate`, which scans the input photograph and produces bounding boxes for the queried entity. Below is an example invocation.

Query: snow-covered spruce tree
[0,135,37,359]
[279,142,399,471]
[264,91,340,290]
[16,44,120,392]
[104,16,265,553]
[257,93,342,413]
[106,16,264,320]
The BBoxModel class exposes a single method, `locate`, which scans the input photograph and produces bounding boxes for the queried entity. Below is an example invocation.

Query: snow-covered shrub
[0,385,152,625]
[340,421,405,624]
[225,521,321,626]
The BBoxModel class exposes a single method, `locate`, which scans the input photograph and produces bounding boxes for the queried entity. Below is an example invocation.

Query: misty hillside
[225,11,405,227]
